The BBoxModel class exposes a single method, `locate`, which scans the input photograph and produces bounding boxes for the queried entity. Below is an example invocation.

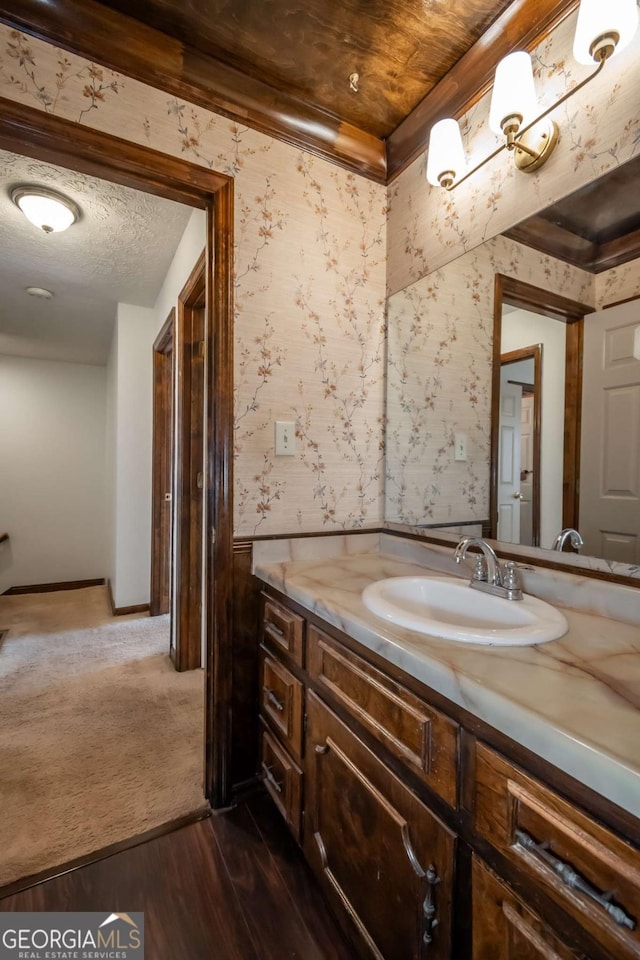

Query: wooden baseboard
[2,578,105,596]
[0,805,211,900]
[106,578,150,617]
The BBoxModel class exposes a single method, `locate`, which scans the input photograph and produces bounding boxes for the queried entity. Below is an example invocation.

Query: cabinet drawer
[475,742,640,960]
[307,625,459,807]
[261,593,305,666]
[260,722,303,842]
[305,690,455,960]
[472,856,581,959]
[259,645,304,761]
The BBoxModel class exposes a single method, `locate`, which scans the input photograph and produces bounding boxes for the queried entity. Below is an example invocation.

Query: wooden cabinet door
[472,857,582,960]
[304,691,455,960]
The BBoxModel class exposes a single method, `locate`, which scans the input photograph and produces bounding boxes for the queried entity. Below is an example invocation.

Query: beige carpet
[0,586,206,887]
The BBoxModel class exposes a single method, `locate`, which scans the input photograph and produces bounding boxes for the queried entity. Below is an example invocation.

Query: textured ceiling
[0,150,194,365]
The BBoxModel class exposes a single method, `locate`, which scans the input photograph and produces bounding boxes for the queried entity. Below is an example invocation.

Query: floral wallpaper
[0,25,387,537]
[2,7,639,542]
[386,235,593,525]
[595,257,640,309]
[387,9,640,298]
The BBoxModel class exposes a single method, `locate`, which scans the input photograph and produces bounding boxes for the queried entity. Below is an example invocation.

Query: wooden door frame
[491,275,591,542]
[498,344,542,547]
[0,97,235,809]
[173,254,206,672]
[150,310,175,619]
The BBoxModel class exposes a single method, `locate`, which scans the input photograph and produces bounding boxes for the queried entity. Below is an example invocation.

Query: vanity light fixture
[426,0,639,190]
[10,185,80,233]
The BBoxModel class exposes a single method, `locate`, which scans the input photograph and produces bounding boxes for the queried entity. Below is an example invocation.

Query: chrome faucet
[454,537,523,601]
[551,528,584,552]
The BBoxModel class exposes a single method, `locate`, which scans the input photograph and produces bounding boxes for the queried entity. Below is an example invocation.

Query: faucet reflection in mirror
[426,0,639,190]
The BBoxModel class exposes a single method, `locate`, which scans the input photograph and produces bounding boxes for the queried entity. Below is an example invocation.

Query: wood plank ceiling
[0,0,579,182]
[94,0,514,139]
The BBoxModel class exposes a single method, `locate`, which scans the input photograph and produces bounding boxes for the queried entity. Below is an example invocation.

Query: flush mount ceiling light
[426,0,639,190]
[10,185,80,233]
[25,286,54,299]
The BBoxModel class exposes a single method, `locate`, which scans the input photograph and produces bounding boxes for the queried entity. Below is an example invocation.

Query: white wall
[107,304,157,608]
[0,355,106,592]
[105,208,205,610]
[501,309,567,549]
[104,319,118,598]
[154,209,206,325]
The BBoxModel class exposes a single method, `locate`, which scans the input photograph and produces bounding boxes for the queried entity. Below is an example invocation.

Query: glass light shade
[426,118,466,187]
[12,187,79,233]
[573,0,638,64]
[489,52,538,135]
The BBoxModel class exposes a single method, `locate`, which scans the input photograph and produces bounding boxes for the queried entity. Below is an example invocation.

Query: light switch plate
[275,420,296,456]
[454,432,467,461]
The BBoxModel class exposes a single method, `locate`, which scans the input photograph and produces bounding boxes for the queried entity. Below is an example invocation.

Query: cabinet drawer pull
[262,762,283,794]
[515,828,636,931]
[266,620,285,638]
[422,865,441,947]
[263,686,285,712]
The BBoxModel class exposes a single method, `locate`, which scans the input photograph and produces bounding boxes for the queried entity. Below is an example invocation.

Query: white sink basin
[362,575,568,646]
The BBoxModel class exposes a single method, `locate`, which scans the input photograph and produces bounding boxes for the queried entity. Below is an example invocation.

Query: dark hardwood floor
[0,793,354,960]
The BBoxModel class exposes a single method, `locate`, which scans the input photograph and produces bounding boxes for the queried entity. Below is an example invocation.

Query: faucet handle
[502,561,522,591]
[472,555,487,582]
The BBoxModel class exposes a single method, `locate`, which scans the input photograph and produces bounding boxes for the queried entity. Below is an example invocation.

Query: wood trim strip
[2,578,105,596]
[603,293,640,310]
[563,319,583,530]
[0,96,224,205]
[0,807,211,901]
[114,603,150,616]
[150,308,175,618]
[206,180,235,807]
[0,0,386,183]
[173,254,206,672]
[386,0,579,181]
[236,526,382,543]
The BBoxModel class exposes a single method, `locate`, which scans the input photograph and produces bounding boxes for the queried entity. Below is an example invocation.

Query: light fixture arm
[446,54,607,190]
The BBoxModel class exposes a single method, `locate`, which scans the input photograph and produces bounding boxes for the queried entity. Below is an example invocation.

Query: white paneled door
[580,300,640,563]
[497,381,523,543]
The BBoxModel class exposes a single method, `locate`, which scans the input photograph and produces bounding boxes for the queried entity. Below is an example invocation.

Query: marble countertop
[255,547,640,819]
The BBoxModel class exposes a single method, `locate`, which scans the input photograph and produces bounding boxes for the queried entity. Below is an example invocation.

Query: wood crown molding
[0,0,578,185]
[0,0,386,183]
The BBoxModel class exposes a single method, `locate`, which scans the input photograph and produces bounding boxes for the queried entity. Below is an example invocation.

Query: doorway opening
[497,344,542,546]
[0,99,234,892]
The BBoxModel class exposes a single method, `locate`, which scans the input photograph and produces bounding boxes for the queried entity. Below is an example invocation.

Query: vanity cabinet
[256,588,640,960]
[305,690,454,960]
[471,857,582,959]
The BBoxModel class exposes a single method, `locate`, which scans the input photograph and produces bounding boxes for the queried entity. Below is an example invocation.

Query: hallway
[0,586,205,887]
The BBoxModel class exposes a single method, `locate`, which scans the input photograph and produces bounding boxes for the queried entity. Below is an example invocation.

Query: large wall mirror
[385,154,640,580]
